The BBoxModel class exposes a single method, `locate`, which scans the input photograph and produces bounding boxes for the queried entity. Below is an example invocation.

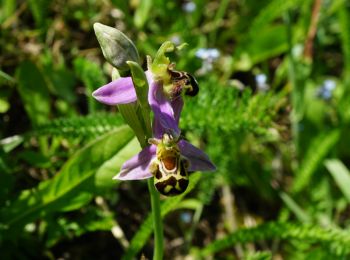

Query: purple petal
[152,117,163,139]
[115,145,157,180]
[178,140,216,172]
[148,80,180,137]
[171,97,184,124]
[92,77,137,105]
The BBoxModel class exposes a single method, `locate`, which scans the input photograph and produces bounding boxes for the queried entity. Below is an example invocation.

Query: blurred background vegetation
[1,0,350,259]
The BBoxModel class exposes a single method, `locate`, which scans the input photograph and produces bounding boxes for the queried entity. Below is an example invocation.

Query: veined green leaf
[0,126,134,234]
[95,137,140,189]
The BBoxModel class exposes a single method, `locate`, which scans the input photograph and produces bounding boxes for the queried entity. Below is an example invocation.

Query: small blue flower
[182,1,196,13]
[195,48,220,62]
[316,79,336,100]
[195,48,220,74]
[255,73,269,92]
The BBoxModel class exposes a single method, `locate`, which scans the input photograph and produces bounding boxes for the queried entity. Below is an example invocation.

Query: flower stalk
[148,179,164,260]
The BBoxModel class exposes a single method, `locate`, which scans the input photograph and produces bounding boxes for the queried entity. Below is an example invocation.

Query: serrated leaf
[200,222,350,257]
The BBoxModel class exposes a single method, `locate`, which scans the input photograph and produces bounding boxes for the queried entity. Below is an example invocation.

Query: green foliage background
[1,0,350,259]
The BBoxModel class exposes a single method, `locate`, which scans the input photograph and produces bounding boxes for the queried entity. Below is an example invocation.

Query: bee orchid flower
[92,70,182,137]
[92,40,216,195]
[115,126,216,196]
[92,71,216,180]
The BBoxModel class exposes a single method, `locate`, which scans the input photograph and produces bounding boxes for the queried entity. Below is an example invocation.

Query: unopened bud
[93,23,139,70]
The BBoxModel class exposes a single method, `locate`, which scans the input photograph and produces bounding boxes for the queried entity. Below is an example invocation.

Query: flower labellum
[115,132,216,196]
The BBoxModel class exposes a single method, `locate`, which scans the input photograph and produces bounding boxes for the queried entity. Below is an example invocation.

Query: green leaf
[127,61,152,138]
[248,0,303,38]
[127,61,149,109]
[200,222,350,257]
[0,126,134,234]
[325,159,350,203]
[0,135,23,153]
[0,98,9,113]
[0,69,15,83]
[0,0,16,23]
[292,130,340,193]
[122,173,202,260]
[74,57,107,113]
[280,192,311,222]
[110,68,148,147]
[95,137,140,189]
[338,1,350,82]
[27,0,49,27]
[30,113,124,138]
[134,0,152,29]
[16,61,50,127]
[44,65,77,104]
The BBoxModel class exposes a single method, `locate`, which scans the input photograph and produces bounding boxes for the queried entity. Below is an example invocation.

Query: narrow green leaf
[280,192,311,222]
[74,57,107,113]
[110,68,148,146]
[0,135,23,153]
[292,130,340,193]
[0,126,134,233]
[127,61,152,138]
[338,1,350,82]
[325,159,350,202]
[27,0,49,27]
[16,61,50,127]
[127,61,149,109]
[134,0,152,29]
[0,69,15,83]
[248,0,304,37]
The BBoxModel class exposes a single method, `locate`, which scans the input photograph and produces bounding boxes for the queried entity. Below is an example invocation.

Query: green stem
[285,10,300,155]
[148,179,164,260]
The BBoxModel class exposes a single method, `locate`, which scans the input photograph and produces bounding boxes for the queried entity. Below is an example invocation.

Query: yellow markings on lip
[164,185,173,193]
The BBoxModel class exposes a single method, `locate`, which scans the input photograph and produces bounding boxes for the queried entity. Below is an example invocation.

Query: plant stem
[148,179,164,260]
[285,10,300,155]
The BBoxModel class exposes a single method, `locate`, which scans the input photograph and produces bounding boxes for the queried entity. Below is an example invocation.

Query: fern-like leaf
[200,222,350,257]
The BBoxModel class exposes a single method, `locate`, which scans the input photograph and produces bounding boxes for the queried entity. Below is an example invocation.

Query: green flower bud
[93,23,140,70]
